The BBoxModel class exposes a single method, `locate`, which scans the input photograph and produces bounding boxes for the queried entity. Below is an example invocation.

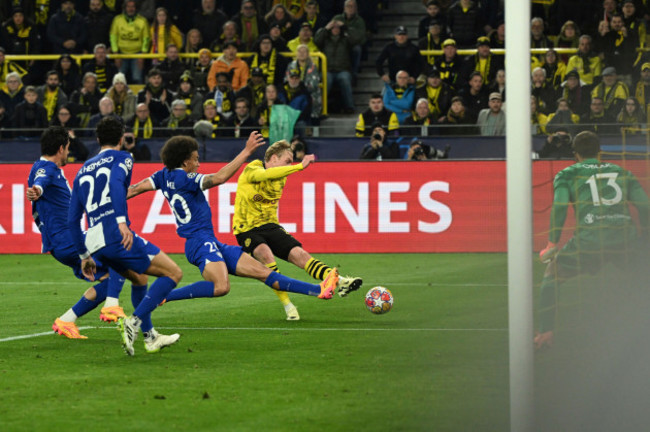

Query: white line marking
[0,325,507,343]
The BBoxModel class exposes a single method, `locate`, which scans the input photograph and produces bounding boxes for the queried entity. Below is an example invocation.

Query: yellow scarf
[43,89,58,121]
[133,117,153,139]
[251,50,277,85]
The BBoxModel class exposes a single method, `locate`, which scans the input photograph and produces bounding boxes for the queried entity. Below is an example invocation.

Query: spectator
[419,19,446,68]
[265,4,294,38]
[36,71,69,123]
[531,17,553,64]
[406,138,450,160]
[47,0,86,54]
[125,103,160,139]
[560,69,590,116]
[158,44,187,92]
[536,127,574,158]
[440,95,475,135]
[87,96,120,131]
[488,69,506,103]
[190,48,213,94]
[288,22,319,53]
[286,44,322,123]
[122,129,152,161]
[109,0,150,84]
[546,98,580,135]
[224,97,258,138]
[591,67,630,118]
[69,72,102,128]
[257,84,286,138]
[164,99,194,137]
[137,68,171,124]
[50,105,89,162]
[211,21,244,53]
[616,96,646,134]
[376,26,425,85]
[634,62,650,112]
[236,67,267,118]
[12,86,49,137]
[1,7,41,70]
[531,95,549,135]
[173,72,203,121]
[597,13,638,78]
[383,70,416,124]
[403,98,437,136]
[84,0,114,52]
[355,93,400,137]
[0,72,25,127]
[81,44,118,95]
[246,35,288,88]
[183,29,203,67]
[532,67,558,115]
[150,7,184,63]
[462,36,503,87]
[194,98,223,138]
[206,72,237,120]
[104,72,136,121]
[0,46,28,86]
[435,38,464,90]
[333,0,367,78]
[208,40,250,92]
[579,96,617,134]
[447,0,483,48]
[314,20,361,114]
[416,66,454,120]
[477,92,505,136]
[54,54,81,99]
[488,19,505,50]
[268,23,290,52]
[235,0,269,52]
[293,0,327,37]
[360,122,400,160]
[274,0,305,19]
[284,68,312,134]
[418,0,447,39]
[191,0,227,50]
[621,1,646,53]
[290,135,308,162]
[458,71,488,123]
[555,20,580,64]
[565,35,602,88]
[541,49,566,91]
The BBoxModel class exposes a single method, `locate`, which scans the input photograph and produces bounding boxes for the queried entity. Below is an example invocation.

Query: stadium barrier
[5,159,648,254]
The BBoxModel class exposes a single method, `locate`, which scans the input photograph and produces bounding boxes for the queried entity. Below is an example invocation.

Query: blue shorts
[184,233,243,275]
[93,233,161,274]
[51,241,109,282]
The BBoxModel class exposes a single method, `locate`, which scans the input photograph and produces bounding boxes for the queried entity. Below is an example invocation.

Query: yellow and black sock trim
[266,262,280,273]
[304,258,331,281]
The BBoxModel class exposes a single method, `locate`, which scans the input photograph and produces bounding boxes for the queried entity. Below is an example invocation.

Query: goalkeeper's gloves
[539,242,558,263]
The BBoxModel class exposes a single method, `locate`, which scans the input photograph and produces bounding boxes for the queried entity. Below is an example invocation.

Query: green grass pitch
[0,253,511,431]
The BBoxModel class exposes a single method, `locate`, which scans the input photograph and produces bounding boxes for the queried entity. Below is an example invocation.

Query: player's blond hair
[264,140,292,162]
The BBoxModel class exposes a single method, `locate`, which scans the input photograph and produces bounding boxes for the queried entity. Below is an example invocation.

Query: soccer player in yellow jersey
[233,140,363,320]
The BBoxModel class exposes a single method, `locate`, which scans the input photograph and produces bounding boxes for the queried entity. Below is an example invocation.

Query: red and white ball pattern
[365,286,393,314]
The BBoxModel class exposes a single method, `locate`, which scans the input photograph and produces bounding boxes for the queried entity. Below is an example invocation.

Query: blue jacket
[383,83,415,124]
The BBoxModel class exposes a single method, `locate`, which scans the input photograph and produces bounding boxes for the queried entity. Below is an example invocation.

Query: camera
[413,146,425,157]
[372,133,382,140]
[550,134,571,146]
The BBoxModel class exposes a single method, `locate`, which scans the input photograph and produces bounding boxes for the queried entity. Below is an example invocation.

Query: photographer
[536,127,574,159]
[406,139,450,160]
[290,135,308,162]
[359,122,400,160]
[122,130,151,161]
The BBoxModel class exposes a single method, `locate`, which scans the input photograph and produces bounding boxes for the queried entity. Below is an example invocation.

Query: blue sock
[265,272,320,297]
[72,279,108,317]
[133,277,177,318]
[107,268,125,298]
[165,281,214,302]
[131,284,152,332]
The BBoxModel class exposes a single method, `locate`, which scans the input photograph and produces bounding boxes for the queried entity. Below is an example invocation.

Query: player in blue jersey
[26,126,152,339]
[126,133,340,312]
[68,117,202,356]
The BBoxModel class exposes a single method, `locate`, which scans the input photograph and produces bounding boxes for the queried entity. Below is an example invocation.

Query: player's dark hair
[572,131,600,158]
[96,116,125,147]
[160,136,199,170]
[40,126,69,156]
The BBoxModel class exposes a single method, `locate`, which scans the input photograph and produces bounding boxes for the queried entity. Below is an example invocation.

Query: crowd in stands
[1,1,650,161]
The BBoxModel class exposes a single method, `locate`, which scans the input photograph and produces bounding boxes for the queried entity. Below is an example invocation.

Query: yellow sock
[266,262,291,306]
[304,257,332,281]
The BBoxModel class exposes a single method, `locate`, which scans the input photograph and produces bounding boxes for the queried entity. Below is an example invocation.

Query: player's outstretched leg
[266,262,300,320]
[302,257,362,297]
[118,315,141,356]
[337,276,363,298]
[99,268,126,322]
[53,318,88,339]
[144,329,180,353]
[53,278,110,339]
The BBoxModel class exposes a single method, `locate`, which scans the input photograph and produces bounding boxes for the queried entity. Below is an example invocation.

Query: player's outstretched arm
[127,178,155,199]
[201,130,266,190]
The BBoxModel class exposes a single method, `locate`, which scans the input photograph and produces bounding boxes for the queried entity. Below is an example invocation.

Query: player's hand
[245,131,265,153]
[118,222,133,251]
[539,242,558,263]
[534,331,554,350]
[26,186,42,201]
[301,154,315,168]
[81,257,97,281]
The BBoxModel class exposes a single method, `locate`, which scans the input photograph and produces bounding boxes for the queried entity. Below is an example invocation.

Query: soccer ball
[365,286,393,314]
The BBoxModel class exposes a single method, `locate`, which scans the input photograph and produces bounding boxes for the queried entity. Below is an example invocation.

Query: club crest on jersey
[34,168,46,179]
[584,213,595,224]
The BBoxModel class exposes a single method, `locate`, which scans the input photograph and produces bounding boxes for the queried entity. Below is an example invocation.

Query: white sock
[60,309,77,323]
[104,297,119,308]
[284,303,296,312]
[144,328,158,341]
